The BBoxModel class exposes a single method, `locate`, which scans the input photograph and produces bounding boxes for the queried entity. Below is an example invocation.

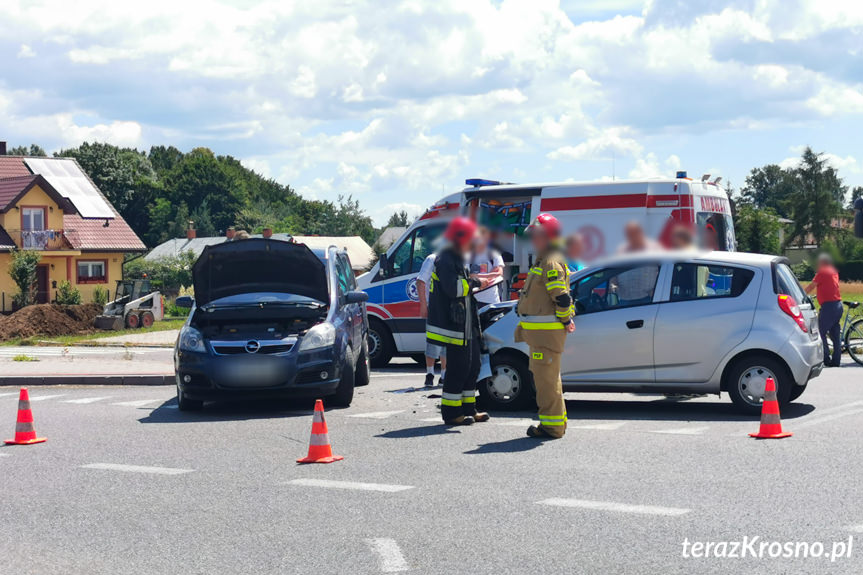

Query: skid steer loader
[94,279,165,330]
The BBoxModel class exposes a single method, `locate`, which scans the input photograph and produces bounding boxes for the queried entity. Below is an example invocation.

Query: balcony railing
[4,229,73,251]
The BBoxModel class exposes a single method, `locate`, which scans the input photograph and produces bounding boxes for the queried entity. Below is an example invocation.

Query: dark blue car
[173,239,370,410]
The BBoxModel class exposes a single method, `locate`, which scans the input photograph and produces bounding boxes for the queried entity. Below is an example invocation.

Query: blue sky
[1,0,862,224]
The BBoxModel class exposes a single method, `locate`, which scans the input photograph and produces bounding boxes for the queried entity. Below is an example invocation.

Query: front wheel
[845,319,863,366]
[367,319,395,368]
[726,354,792,415]
[331,354,355,407]
[478,351,535,411]
[176,384,203,412]
[355,340,371,387]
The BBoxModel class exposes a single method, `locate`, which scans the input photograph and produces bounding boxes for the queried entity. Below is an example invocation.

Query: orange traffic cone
[4,388,46,445]
[297,399,343,464]
[749,377,792,439]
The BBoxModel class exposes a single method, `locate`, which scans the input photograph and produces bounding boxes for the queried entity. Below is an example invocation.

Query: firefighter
[427,217,491,426]
[514,213,575,438]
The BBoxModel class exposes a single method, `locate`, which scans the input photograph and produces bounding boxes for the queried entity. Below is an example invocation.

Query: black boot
[444,415,475,426]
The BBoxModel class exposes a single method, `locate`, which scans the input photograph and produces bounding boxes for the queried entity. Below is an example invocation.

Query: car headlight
[178,326,206,353]
[298,323,335,352]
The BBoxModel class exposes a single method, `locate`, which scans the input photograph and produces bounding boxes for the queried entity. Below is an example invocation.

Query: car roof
[588,250,780,268]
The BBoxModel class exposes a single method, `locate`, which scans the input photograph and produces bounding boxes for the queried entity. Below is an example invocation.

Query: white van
[358,174,735,366]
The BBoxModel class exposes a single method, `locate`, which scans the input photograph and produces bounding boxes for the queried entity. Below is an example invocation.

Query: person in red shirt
[805,253,843,367]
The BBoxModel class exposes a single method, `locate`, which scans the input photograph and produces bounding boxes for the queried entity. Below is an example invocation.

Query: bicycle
[821,299,863,366]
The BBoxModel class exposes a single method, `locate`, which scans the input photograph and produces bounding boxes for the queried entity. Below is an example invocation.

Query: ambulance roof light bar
[466,178,505,187]
[676,171,688,179]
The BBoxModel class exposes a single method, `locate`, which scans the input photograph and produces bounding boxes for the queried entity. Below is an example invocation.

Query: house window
[21,207,46,249]
[77,260,107,284]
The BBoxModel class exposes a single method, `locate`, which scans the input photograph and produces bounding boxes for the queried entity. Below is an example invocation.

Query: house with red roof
[0,146,145,311]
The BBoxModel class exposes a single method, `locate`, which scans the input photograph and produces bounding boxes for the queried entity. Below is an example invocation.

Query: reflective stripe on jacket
[426,246,481,347]
[513,248,573,352]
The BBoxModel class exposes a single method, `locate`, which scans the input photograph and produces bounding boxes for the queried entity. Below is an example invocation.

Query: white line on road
[0,453,10,457]
[493,418,537,427]
[571,422,627,430]
[287,479,414,493]
[81,463,193,475]
[63,397,112,404]
[649,426,710,435]
[419,417,442,422]
[348,410,405,419]
[0,392,19,398]
[848,525,863,533]
[112,399,162,407]
[367,538,409,572]
[538,498,691,516]
[796,407,863,429]
[372,373,424,378]
[28,394,67,402]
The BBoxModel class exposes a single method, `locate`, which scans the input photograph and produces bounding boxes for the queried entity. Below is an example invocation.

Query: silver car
[480,252,823,414]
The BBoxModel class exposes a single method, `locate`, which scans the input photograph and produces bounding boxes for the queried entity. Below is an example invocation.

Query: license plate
[809,318,818,335]
[220,359,282,387]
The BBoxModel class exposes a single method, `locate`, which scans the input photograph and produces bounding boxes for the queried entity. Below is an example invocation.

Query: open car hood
[193,239,328,306]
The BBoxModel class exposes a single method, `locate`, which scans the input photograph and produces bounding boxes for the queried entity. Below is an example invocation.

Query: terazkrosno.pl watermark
[681,536,854,562]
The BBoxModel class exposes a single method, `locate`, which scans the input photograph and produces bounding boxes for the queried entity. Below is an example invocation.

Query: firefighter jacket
[426,246,482,347]
[514,247,574,353]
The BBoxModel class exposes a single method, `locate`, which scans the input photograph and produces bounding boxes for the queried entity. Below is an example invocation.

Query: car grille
[210,339,296,356]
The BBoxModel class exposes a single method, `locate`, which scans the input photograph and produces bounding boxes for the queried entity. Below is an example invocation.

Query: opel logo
[245,340,261,354]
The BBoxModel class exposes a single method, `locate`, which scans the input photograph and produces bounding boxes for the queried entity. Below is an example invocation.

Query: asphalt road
[1,361,862,574]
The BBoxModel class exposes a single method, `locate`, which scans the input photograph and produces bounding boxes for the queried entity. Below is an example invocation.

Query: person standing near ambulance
[427,217,491,426]
[514,214,575,439]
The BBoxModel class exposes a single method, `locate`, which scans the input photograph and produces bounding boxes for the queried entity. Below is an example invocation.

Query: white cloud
[16,44,35,58]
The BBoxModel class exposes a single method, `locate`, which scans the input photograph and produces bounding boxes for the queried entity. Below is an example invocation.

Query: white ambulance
[358,173,735,366]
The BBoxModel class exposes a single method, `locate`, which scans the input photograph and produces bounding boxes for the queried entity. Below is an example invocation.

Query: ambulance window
[697,212,736,251]
[390,236,414,277]
[412,224,446,271]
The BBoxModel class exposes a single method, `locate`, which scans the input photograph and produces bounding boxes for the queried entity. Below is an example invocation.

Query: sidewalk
[0,347,173,385]
[57,329,180,348]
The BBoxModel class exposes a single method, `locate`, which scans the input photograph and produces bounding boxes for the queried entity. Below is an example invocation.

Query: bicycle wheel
[845,319,863,366]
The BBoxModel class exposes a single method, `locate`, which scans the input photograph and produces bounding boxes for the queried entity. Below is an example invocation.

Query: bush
[93,286,109,307]
[125,251,197,297]
[8,250,42,308]
[792,261,815,281]
[55,280,81,305]
[839,260,863,282]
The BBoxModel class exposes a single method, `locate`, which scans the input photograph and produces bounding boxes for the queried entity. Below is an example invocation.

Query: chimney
[262,227,273,239]
[186,228,197,240]
[0,141,6,156]
[226,227,235,240]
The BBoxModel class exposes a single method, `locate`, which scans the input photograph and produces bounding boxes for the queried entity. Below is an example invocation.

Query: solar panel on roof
[23,158,115,219]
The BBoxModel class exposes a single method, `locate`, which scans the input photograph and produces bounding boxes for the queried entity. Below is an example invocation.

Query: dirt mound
[0,303,103,341]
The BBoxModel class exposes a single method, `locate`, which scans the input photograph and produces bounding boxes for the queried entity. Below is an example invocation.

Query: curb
[0,375,173,386]
[34,341,174,349]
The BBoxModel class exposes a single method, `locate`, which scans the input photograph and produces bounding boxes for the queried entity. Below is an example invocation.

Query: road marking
[649,426,709,435]
[419,417,442,422]
[81,463,193,475]
[348,410,405,419]
[538,498,691,516]
[571,422,627,430]
[112,399,161,407]
[493,418,537,427]
[0,392,19,398]
[0,453,10,457]
[287,479,414,493]
[63,396,112,404]
[848,525,863,533]
[796,407,863,429]
[367,538,409,572]
[372,373,424,378]
[28,394,67,401]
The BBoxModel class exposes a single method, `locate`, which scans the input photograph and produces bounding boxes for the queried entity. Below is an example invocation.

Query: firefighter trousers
[441,337,480,422]
[528,346,566,437]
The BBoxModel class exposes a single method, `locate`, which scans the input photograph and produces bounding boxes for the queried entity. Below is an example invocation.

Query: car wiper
[202,301,326,311]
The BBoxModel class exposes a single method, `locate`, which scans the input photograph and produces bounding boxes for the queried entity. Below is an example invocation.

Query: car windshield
[205,292,326,307]
[696,212,736,251]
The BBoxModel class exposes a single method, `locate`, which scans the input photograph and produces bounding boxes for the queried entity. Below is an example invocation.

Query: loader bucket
[94,315,123,331]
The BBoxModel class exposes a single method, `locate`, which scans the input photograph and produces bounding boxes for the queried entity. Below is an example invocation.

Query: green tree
[7,144,47,156]
[125,251,198,296]
[734,205,782,255]
[785,147,847,248]
[739,164,795,217]
[189,199,217,237]
[849,186,863,209]
[386,210,410,227]
[8,250,42,307]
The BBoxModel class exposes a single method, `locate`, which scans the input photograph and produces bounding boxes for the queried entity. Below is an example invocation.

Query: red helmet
[528,213,562,239]
[444,216,477,248]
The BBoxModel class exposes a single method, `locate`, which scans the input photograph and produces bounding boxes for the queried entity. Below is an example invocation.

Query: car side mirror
[378,253,390,278]
[345,291,369,304]
[175,295,194,309]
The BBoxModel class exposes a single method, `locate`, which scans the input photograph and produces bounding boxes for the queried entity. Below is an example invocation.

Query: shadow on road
[465,437,547,454]
[138,397,325,424]
[479,397,816,423]
[376,424,461,438]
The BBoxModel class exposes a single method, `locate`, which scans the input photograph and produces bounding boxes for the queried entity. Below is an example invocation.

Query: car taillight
[778,294,807,332]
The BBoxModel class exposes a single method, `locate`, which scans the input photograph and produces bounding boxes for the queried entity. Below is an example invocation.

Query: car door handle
[626,320,644,329]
